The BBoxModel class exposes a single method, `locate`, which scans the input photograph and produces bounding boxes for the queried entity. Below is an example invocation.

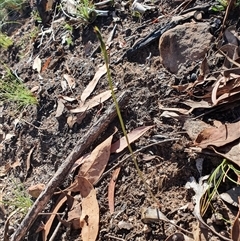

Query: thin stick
[10,91,130,241]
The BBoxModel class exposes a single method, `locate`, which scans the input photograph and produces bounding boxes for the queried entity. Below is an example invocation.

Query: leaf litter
[3,1,240,240]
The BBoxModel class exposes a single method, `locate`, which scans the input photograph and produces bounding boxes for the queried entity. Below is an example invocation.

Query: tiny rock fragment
[28,183,45,198]
[143,224,151,233]
[118,220,133,230]
[55,99,65,118]
[220,187,240,207]
[32,56,42,73]
[61,80,68,91]
[30,86,39,93]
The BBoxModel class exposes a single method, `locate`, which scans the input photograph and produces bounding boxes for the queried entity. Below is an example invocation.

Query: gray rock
[159,22,213,75]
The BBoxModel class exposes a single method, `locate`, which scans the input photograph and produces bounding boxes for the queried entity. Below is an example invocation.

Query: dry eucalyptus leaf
[60,95,76,102]
[55,99,65,118]
[67,197,82,230]
[78,176,99,241]
[78,134,113,185]
[67,112,86,128]
[108,167,121,214]
[63,74,76,89]
[111,125,154,153]
[211,141,240,167]
[194,120,240,149]
[70,90,113,113]
[81,65,107,103]
[41,193,67,240]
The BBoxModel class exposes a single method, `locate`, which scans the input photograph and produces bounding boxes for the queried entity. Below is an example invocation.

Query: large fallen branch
[10,91,130,241]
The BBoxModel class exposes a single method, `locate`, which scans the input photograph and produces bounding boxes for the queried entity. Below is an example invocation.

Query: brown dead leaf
[211,141,240,167]
[108,167,121,214]
[182,99,211,111]
[55,99,65,118]
[78,134,113,185]
[67,112,86,128]
[194,121,240,149]
[81,65,107,103]
[199,57,210,77]
[231,197,240,241]
[41,193,67,241]
[211,76,229,106]
[70,90,113,114]
[111,125,154,153]
[212,78,240,105]
[159,104,190,115]
[78,176,99,241]
[71,153,90,173]
[59,95,76,102]
[32,56,42,73]
[67,196,82,230]
[25,145,35,180]
[63,74,76,90]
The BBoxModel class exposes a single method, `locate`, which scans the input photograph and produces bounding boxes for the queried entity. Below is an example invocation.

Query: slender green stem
[94,26,160,206]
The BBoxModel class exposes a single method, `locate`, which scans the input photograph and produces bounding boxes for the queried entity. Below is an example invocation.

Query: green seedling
[211,0,240,11]
[0,66,38,109]
[62,23,73,47]
[201,159,240,216]
[0,32,13,48]
[94,26,160,206]
[211,0,228,11]
[31,10,42,24]
[1,179,33,216]
[76,0,97,23]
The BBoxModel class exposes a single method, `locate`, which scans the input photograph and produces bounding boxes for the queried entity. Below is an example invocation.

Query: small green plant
[62,23,74,47]
[211,0,228,11]
[0,32,13,48]
[76,0,97,23]
[94,26,160,206]
[31,10,42,24]
[211,0,240,11]
[2,179,33,215]
[0,66,38,109]
[201,159,240,216]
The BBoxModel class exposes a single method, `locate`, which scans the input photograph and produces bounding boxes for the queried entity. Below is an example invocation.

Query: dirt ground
[1,0,240,240]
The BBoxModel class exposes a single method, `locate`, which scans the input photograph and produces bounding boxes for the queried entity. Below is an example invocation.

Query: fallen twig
[10,91,130,241]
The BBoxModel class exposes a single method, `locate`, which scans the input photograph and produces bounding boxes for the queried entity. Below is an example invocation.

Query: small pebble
[118,220,133,230]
